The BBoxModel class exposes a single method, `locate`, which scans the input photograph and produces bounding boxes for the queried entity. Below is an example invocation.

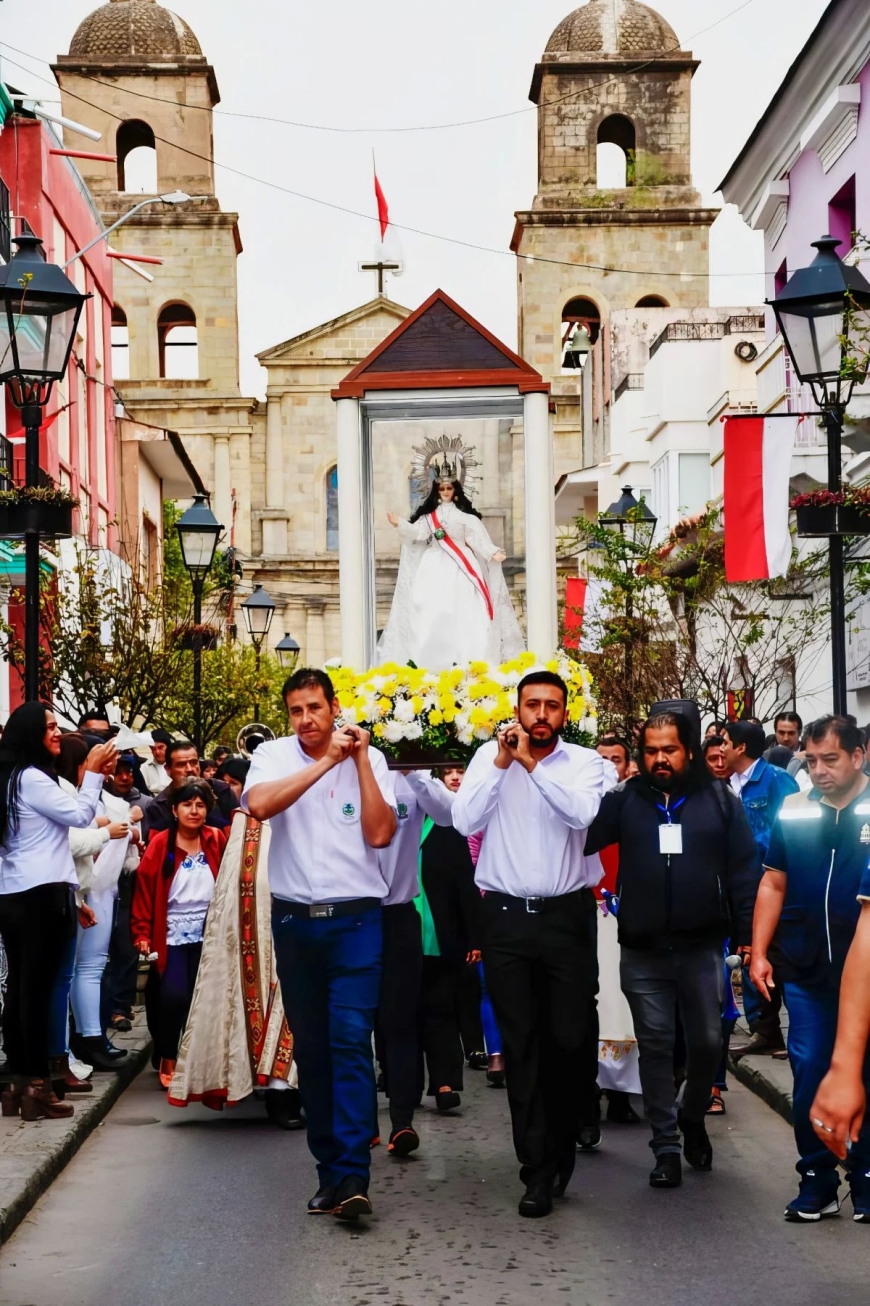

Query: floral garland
[790,486,870,512]
[326,651,597,762]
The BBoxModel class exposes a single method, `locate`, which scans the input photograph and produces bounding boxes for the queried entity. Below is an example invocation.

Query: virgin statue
[377,462,524,670]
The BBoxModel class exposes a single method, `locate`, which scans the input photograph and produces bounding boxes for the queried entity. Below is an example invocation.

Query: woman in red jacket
[131,779,226,1087]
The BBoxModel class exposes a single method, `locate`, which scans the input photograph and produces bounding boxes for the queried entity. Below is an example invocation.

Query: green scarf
[414,816,440,957]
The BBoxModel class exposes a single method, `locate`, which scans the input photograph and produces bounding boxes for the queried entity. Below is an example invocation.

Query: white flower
[324,657,342,669]
[457,725,474,745]
[474,725,493,740]
[393,697,416,723]
[384,720,407,743]
[404,721,423,740]
[339,705,359,724]
[454,712,470,732]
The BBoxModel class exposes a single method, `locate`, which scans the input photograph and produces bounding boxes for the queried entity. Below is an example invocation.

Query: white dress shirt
[380,771,456,907]
[0,768,104,894]
[730,757,759,797]
[139,757,169,797]
[452,739,608,898]
[242,735,396,904]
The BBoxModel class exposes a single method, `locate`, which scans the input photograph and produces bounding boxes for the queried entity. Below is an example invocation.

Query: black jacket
[420,824,481,960]
[585,776,761,951]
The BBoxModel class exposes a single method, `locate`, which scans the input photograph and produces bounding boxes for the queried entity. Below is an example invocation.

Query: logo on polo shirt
[397,803,409,820]
[861,823,870,845]
[342,803,356,820]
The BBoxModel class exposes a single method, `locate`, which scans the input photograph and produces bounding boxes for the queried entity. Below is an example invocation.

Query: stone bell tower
[512,0,719,473]
[53,0,254,550]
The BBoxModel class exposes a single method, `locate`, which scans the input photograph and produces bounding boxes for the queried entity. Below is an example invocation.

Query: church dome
[545,0,680,56]
[69,0,202,60]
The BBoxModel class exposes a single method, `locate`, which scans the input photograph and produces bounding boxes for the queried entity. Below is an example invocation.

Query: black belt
[484,888,593,915]
[274,896,380,920]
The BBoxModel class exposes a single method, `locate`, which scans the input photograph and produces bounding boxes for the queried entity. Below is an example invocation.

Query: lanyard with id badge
[657,795,685,855]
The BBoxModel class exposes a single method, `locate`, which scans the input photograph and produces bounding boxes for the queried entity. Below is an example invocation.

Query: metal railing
[725,314,765,335]
[613,372,645,402]
[649,321,727,357]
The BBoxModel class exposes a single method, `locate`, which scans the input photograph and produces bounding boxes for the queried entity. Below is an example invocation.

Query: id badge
[659,824,682,855]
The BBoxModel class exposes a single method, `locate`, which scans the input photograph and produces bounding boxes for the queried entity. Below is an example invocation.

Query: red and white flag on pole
[723,414,800,581]
[373,152,389,241]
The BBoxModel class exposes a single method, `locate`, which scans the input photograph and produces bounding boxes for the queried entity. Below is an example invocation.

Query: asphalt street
[0,1067,866,1306]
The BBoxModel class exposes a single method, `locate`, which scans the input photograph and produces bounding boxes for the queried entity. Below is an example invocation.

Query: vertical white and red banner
[723,415,799,581]
[373,155,389,241]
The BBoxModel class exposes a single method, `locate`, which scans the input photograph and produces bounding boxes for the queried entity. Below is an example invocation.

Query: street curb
[0,1039,151,1246]
[728,1053,793,1127]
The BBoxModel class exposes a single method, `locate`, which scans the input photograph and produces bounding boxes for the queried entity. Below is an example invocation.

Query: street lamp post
[176,494,223,752]
[240,584,276,720]
[598,486,658,722]
[0,234,88,701]
[275,632,301,674]
[770,236,870,715]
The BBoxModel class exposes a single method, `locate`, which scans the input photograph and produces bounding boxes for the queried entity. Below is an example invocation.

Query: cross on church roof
[358,258,402,296]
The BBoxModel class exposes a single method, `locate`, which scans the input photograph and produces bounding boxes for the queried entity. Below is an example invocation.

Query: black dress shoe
[518,1181,554,1218]
[333,1175,373,1221]
[72,1035,128,1072]
[605,1092,641,1124]
[435,1088,461,1113]
[467,1051,488,1071]
[265,1087,305,1130]
[679,1111,713,1171]
[650,1153,682,1188]
[577,1124,601,1152]
[388,1125,420,1157]
[307,1184,337,1214]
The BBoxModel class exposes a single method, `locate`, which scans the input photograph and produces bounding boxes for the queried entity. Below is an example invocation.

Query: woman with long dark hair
[0,703,116,1121]
[378,475,524,669]
[131,779,226,1088]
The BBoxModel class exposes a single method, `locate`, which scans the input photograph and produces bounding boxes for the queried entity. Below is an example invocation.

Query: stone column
[523,391,557,655]
[335,397,367,667]
[213,435,232,539]
[265,393,283,509]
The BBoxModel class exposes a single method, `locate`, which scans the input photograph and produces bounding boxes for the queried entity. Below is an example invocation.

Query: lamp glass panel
[178,526,219,573]
[777,298,844,382]
[0,295,79,382]
[243,601,275,638]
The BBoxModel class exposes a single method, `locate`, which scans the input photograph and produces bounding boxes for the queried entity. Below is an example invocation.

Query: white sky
[1,0,830,397]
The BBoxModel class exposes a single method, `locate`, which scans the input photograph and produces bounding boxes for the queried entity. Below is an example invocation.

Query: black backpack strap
[712,779,734,830]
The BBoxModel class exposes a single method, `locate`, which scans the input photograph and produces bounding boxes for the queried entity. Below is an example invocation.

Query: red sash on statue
[428,509,494,620]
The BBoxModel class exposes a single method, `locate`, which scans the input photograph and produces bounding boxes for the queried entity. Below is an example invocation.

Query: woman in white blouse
[0,703,115,1122]
[131,779,226,1088]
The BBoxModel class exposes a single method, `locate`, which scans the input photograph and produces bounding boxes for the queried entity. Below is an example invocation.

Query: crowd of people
[1,681,870,1229]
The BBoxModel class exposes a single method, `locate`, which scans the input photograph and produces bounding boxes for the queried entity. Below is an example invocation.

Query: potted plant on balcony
[0,484,78,539]
[790,486,870,537]
[171,621,221,652]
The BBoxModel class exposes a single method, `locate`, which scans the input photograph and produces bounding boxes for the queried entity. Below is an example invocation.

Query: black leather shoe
[435,1088,461,1113]
[577,1124,601,1152]
[606,1092,641,1124]
[333,1174,373,1221]
[265,1087,305,1130]
[72,1035,127,1071]
[388,1126,420,1157]
[518,1181,554,1218]
[307,1185,337,1215]
[679,1111,713,1171]
[467,1051,488,1070]
[650,1153,682,1188]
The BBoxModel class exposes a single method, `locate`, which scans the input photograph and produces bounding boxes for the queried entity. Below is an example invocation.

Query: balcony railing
[613,373,644,402]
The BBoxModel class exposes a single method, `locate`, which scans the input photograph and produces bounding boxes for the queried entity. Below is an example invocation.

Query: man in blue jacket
[722,721,798,1058]
[751,715,870,1222]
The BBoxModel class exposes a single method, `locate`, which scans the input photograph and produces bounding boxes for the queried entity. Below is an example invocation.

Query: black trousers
[376,901,424,1129]
[156,943,203,1061]
[421,956,467,1095]
[481,889,598,1186]
[102,870,140,1023]
[0,882,76,1078]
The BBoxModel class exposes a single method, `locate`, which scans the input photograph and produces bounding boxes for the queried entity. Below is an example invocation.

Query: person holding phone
[243,668,397,1223]
[452,670,608,1218]
[0,703,116,1122]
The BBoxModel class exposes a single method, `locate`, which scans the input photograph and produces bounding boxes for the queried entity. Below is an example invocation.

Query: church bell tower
[512,0,718,475]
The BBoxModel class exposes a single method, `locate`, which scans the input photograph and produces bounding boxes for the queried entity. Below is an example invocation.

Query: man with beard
[453,671,608,1218]
[585,712,759,1190]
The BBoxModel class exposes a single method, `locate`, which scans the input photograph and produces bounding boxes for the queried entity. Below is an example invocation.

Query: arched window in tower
[636,295,669,308]
[561,298,600,371]
[326,465,339,551]
[596,115,636,189]
[158,304,199,380]
[117,120,158,193]
[111,306,130,380]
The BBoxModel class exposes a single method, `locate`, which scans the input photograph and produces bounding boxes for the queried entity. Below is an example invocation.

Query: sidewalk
[727,1012,794,1125]
[0,1013,151,1244]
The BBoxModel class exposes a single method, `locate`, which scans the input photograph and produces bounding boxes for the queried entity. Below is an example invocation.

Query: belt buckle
[526,897,544,914]
[310,904,335,919]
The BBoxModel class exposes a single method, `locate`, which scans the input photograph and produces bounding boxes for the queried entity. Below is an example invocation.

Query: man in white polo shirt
[453,669,608,1219]
[243,668,396,1223]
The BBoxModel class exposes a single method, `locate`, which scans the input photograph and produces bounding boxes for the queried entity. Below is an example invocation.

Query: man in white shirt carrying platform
[243,668,397,1223]
[452,669,608,1218]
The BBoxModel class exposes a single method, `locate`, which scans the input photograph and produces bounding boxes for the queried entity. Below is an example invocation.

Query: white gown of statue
[377,500,524,669]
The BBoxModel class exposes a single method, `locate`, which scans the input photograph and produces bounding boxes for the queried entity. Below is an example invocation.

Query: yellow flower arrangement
[322,653,597,763]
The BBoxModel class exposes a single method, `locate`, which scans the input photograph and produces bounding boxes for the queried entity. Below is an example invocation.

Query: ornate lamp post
[175,494,223,752]
[275,632,301,673]
[598,486,658,717]
[770,236,870,714]
[240,583,276,719]
[0,234,88,700]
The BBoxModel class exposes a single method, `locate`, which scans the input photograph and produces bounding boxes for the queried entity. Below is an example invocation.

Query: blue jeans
[47,930,78,1058]
[784,981,870,1185]
[478,961,501,1056]
[272,904,382,1188]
